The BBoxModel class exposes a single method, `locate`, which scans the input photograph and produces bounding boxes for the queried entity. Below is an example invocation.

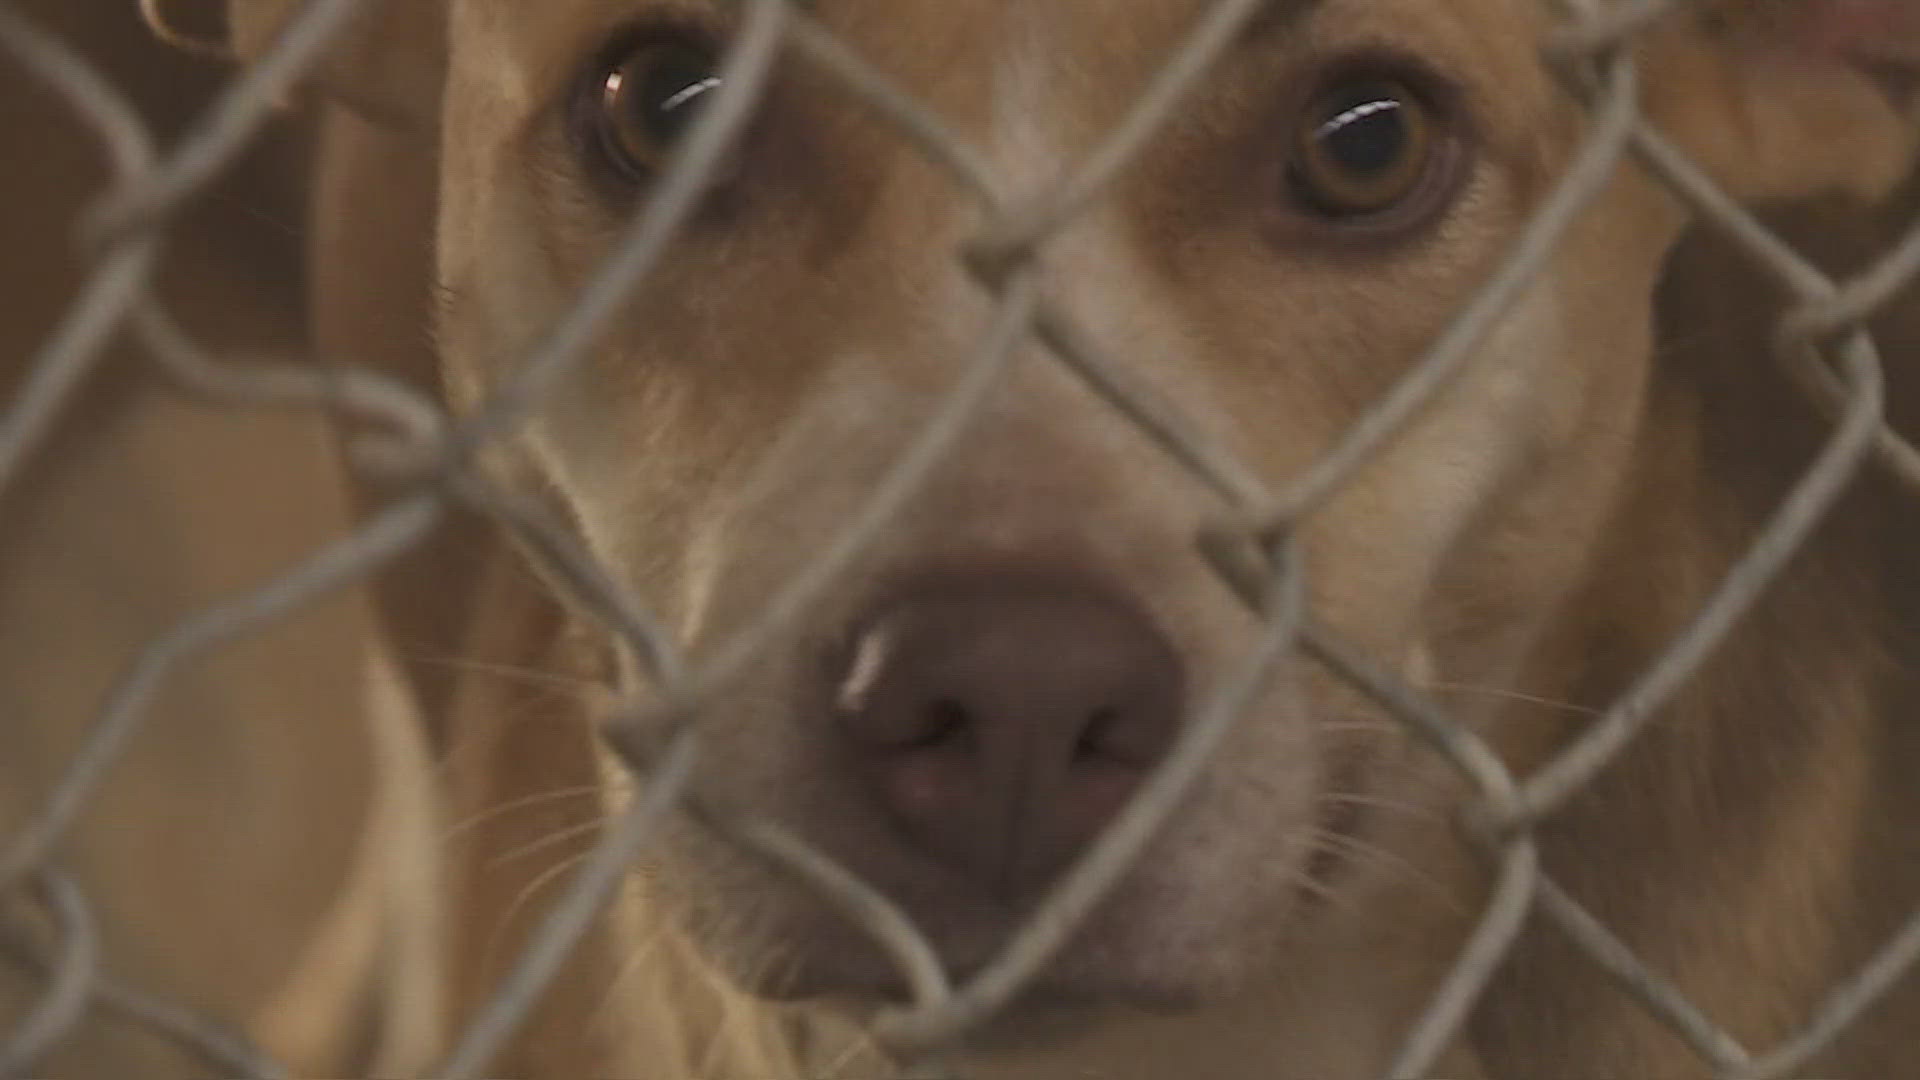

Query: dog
[155,0,1920,1076]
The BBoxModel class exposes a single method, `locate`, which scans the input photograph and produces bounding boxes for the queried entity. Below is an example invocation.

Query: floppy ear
[144,0,445,131]
[1640,0,1920,205]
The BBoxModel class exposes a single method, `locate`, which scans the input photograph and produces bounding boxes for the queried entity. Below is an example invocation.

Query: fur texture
[152,1,1920,1075]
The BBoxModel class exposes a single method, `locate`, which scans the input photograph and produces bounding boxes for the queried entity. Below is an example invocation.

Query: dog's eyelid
[544,4,731,120]
[1241,0,1333,45]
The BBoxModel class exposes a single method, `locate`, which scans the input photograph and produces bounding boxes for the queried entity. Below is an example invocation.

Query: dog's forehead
[447,0,1547,117]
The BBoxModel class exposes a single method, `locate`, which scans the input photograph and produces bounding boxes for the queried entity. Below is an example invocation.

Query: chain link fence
[3,0,1920,1075]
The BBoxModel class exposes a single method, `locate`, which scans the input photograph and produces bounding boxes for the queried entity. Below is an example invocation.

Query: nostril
[1072,702,1169,768]
[1074,706,1121,763]
[907,697,971,751]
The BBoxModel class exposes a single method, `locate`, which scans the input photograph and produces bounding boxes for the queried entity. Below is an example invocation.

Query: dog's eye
[588,34,722,181]
[1287,77,1440,219]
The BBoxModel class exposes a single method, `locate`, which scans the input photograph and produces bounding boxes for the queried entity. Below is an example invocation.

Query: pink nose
[833,566,1184,899]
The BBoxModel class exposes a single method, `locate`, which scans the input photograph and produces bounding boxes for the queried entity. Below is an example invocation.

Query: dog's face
[405,0,1917,1017]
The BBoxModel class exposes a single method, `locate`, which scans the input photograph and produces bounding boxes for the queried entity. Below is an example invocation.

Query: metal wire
[4,0,1919,1076]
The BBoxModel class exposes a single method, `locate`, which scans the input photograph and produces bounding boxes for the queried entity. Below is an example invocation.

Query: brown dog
[157,0,1920,1076]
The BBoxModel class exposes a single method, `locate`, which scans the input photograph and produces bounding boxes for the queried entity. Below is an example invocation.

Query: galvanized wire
[4,0,1919,1076]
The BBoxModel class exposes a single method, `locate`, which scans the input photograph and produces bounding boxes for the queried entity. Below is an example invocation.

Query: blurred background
[0,2,386,1074]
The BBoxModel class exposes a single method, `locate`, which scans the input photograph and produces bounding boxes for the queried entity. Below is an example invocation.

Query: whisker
[1415,680,1600,718]
[1277,833,1362,917]
[426,691,615,786]
[478,849,595,989]
[486,817,609,871]
[817,1018,882,1079]
[405,652,608,696]
[1315,718,1404,736]
[1313,791,1440,822]
[697,908,785,1078]
[407,651,614,784]
[700,977,763,1078]
[441,785,606,843]
[1306,828,1468,916]
[587,918,671,1033]
[1289,867,1348,910]
[773,943,812,1012]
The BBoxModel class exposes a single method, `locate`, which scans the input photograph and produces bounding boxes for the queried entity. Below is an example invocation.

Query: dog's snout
[833,567,1184,897]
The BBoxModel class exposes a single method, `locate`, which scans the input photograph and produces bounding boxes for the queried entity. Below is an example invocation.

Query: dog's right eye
[582,33,722,182]
[1279,64,1465,234]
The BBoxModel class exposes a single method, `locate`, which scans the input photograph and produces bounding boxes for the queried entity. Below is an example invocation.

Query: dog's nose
[833,568,1183,898]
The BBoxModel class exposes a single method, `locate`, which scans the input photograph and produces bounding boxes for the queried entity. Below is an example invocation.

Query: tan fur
[152,0,1920,1076]
[0,5,445,1076]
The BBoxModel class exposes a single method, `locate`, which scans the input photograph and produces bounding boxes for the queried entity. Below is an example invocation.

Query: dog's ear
[1641,0,1920,205]
[144,0,445,130]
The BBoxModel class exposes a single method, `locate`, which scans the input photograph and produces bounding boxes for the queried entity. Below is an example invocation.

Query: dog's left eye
[1287,76,1445,221]
[585,34,722,181]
